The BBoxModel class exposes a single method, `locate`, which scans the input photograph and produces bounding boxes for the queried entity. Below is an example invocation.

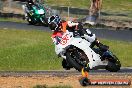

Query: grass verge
[0,29,131,71]
[45,0,132,20]
[0,17,26,23]
[101,39,132,67]
[33,85,72,88]
[0,29,61,71]
[45,0,132,12]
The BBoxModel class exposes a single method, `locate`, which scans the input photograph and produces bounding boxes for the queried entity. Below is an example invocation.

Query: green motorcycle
[25,3,48,26]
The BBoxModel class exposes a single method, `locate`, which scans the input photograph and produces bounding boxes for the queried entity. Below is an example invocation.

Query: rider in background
[26,0,35,10]
[22,0,42,19]
[22,0,35,19]
[26,0,42,10]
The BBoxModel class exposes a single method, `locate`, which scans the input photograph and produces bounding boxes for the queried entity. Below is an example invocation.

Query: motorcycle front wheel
[27,18,36,25]
[66,47,89,72]
[26,13,36,25]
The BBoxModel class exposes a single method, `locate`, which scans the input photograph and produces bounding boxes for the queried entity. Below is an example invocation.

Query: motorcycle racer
[22,0,41,20]
[22,0,34,18]
[26,0,35,9]
[48,15,109,82]
[48,15,108,53]
[22,0,48,25]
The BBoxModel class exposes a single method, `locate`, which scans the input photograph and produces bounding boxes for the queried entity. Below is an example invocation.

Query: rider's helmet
[27,0,34,5]
[48,15,61,31]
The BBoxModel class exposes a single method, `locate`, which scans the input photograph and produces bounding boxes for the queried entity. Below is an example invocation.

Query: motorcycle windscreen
[38,9,45,14]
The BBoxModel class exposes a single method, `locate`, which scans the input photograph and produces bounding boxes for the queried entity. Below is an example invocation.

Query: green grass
[0,29,131,71]
[101,39,132,67]
[0,29,62,71]
[33,85,72,88]
[45,0,132,11]
[45,0,132,18]
[45,0,90,8]
[0,18,26,23]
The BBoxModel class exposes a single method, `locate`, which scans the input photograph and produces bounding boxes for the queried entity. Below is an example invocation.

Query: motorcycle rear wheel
[106,55,121,72]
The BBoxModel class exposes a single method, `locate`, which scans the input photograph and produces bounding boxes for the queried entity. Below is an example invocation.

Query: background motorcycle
[23,3,48,26]
[52,30,121,72]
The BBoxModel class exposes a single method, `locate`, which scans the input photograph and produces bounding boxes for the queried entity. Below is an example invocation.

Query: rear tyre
[106,55,121,72]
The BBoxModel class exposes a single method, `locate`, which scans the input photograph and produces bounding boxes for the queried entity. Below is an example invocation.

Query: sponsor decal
[90,79,131,85]
[60,34,69,45]
[87,79,131,85]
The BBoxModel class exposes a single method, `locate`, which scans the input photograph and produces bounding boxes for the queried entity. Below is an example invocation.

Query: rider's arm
[67,21,82,33]
[67,21,79,28]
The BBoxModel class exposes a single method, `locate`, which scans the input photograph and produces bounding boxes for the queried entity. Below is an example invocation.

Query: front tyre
[66,47,89,72]
[26,13,36,25]
[62,59,72,70]
[27,17,36,25]
[106,55,121,72]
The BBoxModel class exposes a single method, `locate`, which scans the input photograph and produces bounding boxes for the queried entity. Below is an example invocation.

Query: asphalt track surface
[0,21,132,42]
[0,67,132,77]
[0,21,132,75]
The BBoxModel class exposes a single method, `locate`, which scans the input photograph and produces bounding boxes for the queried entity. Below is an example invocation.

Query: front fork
[40,17,44,23]
[40,14,46,23]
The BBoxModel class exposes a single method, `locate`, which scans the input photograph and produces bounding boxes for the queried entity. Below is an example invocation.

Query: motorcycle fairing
[54,31,108,69]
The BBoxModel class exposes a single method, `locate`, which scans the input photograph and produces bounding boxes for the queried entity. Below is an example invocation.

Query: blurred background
[0,0,132,29]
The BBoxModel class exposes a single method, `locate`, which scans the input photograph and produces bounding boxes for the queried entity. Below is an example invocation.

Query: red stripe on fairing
[52,32,63,38]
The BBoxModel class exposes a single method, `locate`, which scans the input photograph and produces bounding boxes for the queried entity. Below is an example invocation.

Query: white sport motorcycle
[52,30,121,72]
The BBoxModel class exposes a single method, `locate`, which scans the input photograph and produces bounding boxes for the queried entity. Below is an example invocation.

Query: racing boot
[79,65,91,86]
[81,67,89,78]
[98,43,109,61]
[91,39,109,61]
[98,43,109,52]
[92,39,109,52]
